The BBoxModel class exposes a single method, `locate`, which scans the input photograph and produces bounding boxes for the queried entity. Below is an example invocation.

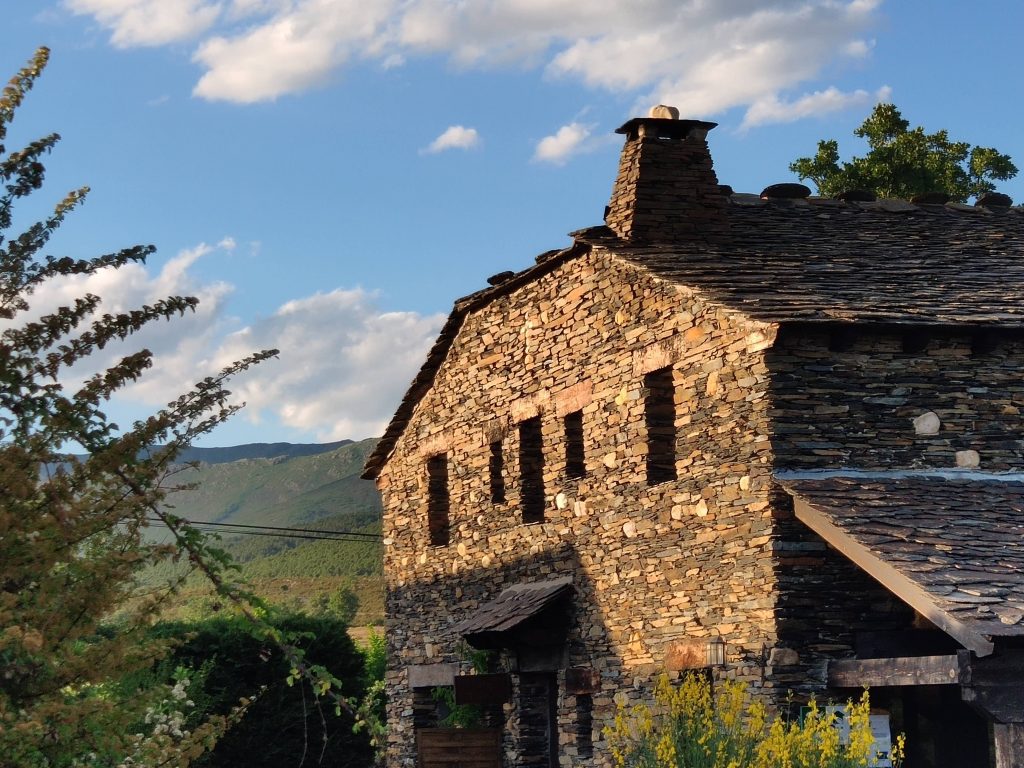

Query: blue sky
[4,1,1023,446]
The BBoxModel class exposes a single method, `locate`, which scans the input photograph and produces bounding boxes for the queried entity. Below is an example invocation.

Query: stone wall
[768,326,1024,472]
[378,248,782,767]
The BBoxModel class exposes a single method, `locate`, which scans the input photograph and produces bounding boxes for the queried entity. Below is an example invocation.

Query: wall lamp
[705,636,727,668]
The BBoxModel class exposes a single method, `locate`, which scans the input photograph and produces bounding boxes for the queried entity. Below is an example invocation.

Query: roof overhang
[454,576,574,650]
[788,490,995,657]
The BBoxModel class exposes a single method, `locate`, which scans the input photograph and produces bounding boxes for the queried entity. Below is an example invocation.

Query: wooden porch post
[958,650,1024,768]
[993,723,1024,768]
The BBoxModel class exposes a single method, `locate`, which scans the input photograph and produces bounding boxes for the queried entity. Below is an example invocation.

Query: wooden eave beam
[828,654,962,688]
[792,496,995,657]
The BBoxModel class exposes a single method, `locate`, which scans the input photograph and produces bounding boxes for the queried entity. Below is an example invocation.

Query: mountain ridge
[174,439,355,466]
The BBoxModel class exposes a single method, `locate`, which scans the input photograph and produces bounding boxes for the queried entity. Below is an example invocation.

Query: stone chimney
[605,106,726,243]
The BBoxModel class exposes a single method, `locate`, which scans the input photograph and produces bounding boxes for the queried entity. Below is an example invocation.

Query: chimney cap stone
[615,117,717,141]
[648,104,679,120]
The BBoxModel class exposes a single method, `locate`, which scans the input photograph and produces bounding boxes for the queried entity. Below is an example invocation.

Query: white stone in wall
[913,411,941,435]
[706,370,720,396]
[955,449,980,468]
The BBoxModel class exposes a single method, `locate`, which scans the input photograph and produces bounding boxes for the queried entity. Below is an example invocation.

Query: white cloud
[741,84,893,129]
[192,0,397,102]
[422,125,481,154]
[533,122,591,165]
[64,0,221,47]
[70,0,885,123]
[2,240,442,442]
[211,290,444,440]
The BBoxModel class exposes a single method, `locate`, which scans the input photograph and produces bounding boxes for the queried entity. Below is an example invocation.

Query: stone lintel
[408,662,460,689]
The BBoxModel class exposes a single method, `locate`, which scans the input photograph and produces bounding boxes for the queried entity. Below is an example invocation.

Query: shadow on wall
[387,541,616,767]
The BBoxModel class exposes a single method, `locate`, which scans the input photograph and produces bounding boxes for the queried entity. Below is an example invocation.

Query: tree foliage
[150,614,374,768]
[790,103,1017,201]
[0,47,280,766]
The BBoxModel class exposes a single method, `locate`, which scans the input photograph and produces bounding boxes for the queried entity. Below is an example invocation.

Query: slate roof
[454,576,574,640]
[363,196,1024,479]
[781,473,1024,655]
[578,194,1024,326]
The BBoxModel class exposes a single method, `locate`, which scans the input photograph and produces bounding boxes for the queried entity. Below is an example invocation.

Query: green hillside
[142,438,385,624]
[159,438,380,528]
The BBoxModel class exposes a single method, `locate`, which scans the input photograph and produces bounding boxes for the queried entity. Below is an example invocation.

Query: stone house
[362,110,1024,768]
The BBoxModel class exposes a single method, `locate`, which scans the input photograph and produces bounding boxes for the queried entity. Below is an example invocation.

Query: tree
[790,103,1017,202]
[151,613,374,768]
[325,579,361,624]
[0,47,277,766]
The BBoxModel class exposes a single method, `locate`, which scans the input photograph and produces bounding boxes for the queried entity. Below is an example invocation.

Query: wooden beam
[828,655,961,688]
[994,724,1024,768]
[959,648,1024,724]
[792,496,995,657]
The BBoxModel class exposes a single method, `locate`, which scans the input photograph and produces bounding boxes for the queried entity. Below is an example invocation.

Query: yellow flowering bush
[605,674,904,768]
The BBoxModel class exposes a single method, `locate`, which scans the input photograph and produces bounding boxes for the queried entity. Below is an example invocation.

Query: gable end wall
[379,250,784,766]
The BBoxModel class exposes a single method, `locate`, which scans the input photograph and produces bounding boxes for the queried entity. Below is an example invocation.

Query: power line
[145,516,382,543]
[171,517,382,539]
[188,527,377,544]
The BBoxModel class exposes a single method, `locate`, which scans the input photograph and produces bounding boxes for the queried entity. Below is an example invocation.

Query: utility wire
[145,516,382,542]
[187,527,377,544]
[167,517,382,539]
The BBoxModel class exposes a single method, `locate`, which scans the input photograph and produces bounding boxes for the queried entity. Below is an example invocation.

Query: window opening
[426,454,450,545]
[576,694,594,758]
[564,410,585,478]
[489,439,506,503]
[645,367,677,485]
[519,417,545,523]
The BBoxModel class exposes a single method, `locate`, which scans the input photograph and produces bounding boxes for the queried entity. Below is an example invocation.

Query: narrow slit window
[426,454,450,546]
[564,411,585,479]
[645,367,677,485]
[519,417,544,523]
[576,694,594,758]
[489,439,506,503]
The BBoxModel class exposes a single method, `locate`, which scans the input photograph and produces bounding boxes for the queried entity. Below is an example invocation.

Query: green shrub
[353,630,387,766]
[151,613,373,768]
